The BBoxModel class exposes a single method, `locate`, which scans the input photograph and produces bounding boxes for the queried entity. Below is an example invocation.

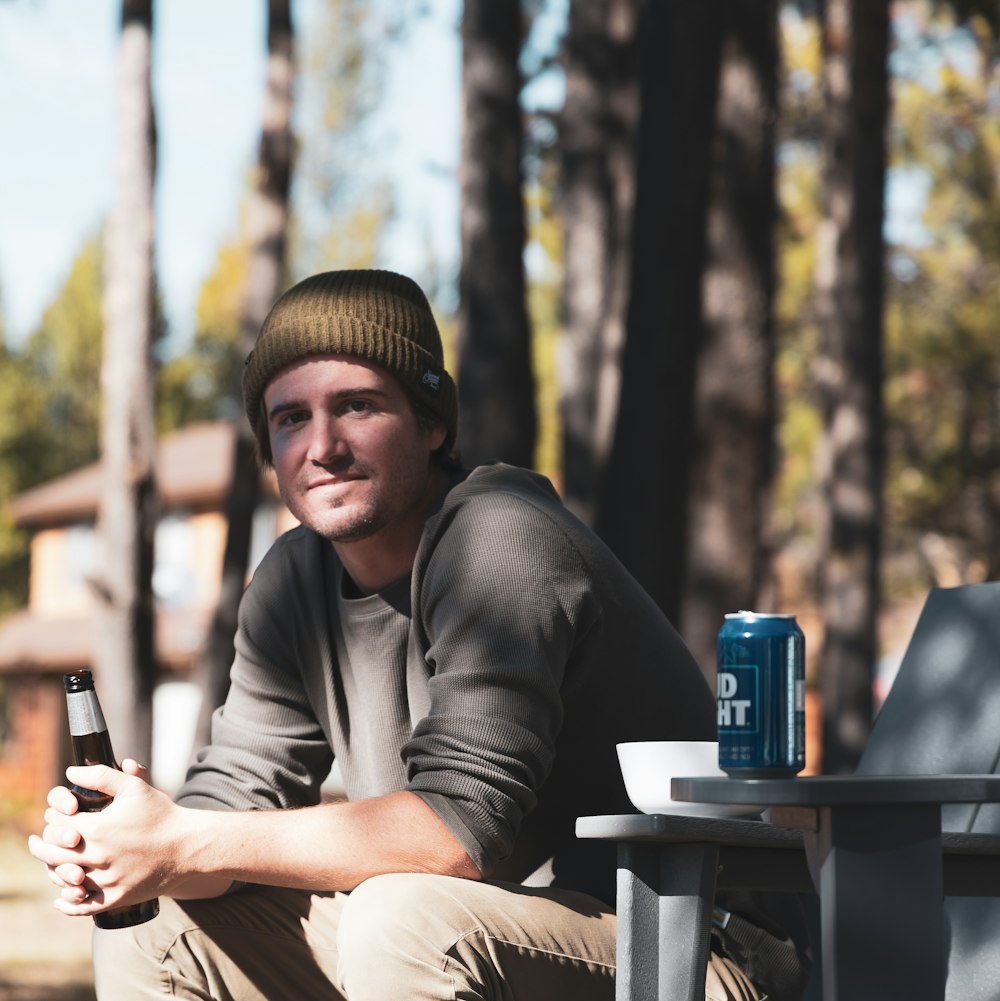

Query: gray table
[577,775,1000,1001]
[575,812,807,1001]
[672,775,1000,1001]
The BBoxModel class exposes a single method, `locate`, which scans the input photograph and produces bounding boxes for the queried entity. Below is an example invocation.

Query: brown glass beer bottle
[63,669,159,929]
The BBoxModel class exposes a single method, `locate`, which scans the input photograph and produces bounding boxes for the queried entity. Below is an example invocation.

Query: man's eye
[344,399,371,414]
[280,411,309,426]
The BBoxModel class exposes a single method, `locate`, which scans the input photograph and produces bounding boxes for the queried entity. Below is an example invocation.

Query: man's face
[263,354,447,545]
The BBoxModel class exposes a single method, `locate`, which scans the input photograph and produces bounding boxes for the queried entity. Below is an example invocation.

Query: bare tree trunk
[815,0,889,773]
[596,0,723,627]
[191,0,294,752]
[681,0,779,681]
[97,0,157,763]
[456,0,536,468]
[558,0,640,525]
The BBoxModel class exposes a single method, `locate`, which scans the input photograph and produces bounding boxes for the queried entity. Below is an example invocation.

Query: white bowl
[617,740,760,819]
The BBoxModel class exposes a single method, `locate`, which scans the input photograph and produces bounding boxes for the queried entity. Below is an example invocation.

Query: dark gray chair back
[856,580,1000,1001]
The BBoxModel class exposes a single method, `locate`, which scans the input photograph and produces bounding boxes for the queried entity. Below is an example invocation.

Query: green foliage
[0,233,106,612]
[774,1,1000,601]
[770,11,824,567]
[0,347,34,614]
[525,164,562,483]
[18,233,104,482]
[291,0,399,275]
[883,6,1000,588]
[931,0,1000,38]
[157,236,248,431]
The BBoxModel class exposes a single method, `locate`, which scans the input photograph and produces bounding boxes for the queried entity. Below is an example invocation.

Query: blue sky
[0,0,462,351]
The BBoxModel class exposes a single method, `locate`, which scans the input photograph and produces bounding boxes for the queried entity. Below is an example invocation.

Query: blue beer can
[717,611,806,777]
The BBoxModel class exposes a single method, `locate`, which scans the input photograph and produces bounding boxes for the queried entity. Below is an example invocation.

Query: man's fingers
[28,832,104,871]
[120,758,149,780]
[53,861,88,886]
[46,785,80,816]
[59,882,93,905]
[42,819,82,848]
[46,863,88,891]
[65,764,122,797]
[53,892,105,918]
[28,833,63,867]
[46,865,69,889]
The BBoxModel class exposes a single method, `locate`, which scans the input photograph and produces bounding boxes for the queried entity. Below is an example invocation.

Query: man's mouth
[307,472,365,491]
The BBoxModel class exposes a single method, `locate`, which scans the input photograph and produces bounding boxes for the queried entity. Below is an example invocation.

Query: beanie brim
[242,270,458,452]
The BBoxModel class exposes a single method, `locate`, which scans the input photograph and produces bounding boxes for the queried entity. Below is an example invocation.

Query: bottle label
[67,690,108,736]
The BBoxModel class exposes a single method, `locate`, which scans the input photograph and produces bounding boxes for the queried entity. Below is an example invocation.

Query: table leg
[616,841,719,1001]
[805,804,945,1001]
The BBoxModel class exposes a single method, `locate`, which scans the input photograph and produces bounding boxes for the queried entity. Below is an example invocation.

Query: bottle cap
[63,670,96,693]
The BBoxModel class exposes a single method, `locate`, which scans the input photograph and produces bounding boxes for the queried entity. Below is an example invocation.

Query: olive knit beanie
[242,269,458,452]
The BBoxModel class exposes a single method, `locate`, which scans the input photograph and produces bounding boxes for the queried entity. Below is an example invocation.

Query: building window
[153,513,198,609]
[65,523,98,593]
[250,502,279,573]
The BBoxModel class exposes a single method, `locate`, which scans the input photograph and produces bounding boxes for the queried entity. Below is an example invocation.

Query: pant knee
[338,872,461,953]
[92,898,186,1000]
[336,874,477,998]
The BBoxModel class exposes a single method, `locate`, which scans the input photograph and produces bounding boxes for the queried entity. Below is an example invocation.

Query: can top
[724,610,797,621]
[63,670,95,693]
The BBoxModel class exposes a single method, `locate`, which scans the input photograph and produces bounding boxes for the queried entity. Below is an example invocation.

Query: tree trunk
[191,0,294,753]
[681,0,779,681]
[456,0,536,468]
[558,0,640,525]
[596,0,723,627]
[96,0,157,763]
[815,0,889,773]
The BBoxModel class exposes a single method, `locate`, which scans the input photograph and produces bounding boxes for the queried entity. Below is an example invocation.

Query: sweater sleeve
[177,531,334,812]
[403,487,599,874]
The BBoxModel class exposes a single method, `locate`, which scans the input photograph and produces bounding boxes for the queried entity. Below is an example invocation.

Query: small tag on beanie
[421,367,443,392]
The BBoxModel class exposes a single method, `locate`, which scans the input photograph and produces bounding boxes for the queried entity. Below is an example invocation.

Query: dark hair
[254,398,275,468]
[408,394,463,473]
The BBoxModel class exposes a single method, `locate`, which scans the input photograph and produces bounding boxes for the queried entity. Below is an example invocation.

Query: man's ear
[427,422,447,452]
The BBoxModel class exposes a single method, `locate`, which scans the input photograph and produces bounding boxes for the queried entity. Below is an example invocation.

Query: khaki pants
[92,874,761,1000]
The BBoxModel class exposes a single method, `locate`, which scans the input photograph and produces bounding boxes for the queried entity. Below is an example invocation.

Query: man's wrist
[174,804,231,885]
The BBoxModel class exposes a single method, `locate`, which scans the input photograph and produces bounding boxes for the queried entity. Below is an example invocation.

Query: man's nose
[306,416,349,464]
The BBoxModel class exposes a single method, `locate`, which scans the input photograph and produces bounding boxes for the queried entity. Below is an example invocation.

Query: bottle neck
[66,689,108,737]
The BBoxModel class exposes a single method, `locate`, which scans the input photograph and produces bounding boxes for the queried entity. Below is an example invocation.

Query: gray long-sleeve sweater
[177,462,716,900]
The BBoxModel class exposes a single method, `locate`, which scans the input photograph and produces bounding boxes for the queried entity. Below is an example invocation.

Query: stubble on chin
[316,511,379,543]
[294,489,382,544]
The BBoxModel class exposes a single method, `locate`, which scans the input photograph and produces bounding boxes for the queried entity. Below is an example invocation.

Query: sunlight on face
[264,355,446,547]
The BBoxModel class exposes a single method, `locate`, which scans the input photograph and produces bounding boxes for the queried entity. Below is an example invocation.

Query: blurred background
[0,0,998,994]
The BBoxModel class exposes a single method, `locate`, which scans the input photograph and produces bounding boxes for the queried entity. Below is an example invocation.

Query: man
[30,270,808,1000]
